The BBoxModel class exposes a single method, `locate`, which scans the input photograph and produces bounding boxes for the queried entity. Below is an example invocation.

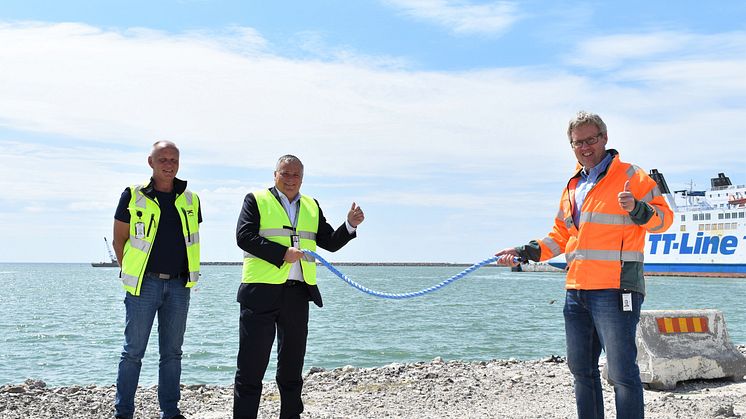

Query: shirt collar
[581,151,613,181]
[276,189,301,206]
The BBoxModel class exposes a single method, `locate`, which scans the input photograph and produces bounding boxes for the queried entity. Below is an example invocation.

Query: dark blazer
[236,187,356,308]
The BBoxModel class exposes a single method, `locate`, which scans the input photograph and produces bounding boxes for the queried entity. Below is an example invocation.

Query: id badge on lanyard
[135,222,146,239]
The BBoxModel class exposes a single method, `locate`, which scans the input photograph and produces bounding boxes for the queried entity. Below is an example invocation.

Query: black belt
[285,280,305,287]
[147,272,187,280]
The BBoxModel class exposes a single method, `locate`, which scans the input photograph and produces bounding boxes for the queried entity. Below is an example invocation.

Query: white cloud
[1,22,745,262]
[383,0,521,35]
[293,30,413,69]
[568,31,746,71]
[0,21,578,182]
[569,32,690,69]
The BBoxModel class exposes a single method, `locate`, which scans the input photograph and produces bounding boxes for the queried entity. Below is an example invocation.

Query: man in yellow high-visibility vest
[233,154,364,419]
[112,140,202,419]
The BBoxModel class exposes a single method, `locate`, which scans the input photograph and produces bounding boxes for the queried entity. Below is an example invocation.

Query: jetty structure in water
[91,237,118,267]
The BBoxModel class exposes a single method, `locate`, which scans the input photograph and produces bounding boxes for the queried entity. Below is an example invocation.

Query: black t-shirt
[114,187,202,275]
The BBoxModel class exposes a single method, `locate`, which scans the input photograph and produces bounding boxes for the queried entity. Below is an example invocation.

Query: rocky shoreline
[2,352,745,418]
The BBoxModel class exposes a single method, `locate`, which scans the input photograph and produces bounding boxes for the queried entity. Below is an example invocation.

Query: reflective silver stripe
[566,249,644,263]
[184,190,193,205]
[541,237,562,257]
[188,271,200,282]
[121,273,139,288]
[579,212,632,226]
[128,237,151,253]
[298,231,316,240]
[556,208,564,220]
[185,232,200,245]
[243,251,314,262]
[626,165,639,179]
[134,186,147,208]
[259,229,316,240]
[641,186,662,203]
[259,228,293,237]
[649,206,667,232]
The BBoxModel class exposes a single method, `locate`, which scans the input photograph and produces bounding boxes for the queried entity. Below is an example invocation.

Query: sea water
[1,263,744,386]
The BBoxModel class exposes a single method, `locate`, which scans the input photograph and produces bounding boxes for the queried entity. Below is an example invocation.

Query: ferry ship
[644,171,746,277]
[547,171,746,277]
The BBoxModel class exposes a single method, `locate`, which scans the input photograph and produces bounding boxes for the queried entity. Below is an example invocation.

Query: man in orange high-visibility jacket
[496,111,673,419]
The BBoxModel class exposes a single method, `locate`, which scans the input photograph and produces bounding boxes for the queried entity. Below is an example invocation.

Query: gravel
[3,352,746,418]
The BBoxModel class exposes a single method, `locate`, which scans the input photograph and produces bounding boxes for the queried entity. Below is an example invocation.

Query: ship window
[706,213,711,220]
[718,223,724,230]
[704,224,710,231]
[680,224,686,232]
[718,213,724,219]
[681,215,686,222]
[733,212,738,219]
[693,214,699,221]
[698,224,704,231]
[725,213,731,219]
[740,212,745,218]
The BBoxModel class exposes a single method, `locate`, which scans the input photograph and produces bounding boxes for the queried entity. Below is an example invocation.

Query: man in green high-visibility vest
[234,154,364,419]
[112,140,202,419]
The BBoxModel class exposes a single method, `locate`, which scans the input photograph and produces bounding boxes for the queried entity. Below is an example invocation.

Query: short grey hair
[567,111,607,140]
[151,140,179,157]
[275,154,304,173]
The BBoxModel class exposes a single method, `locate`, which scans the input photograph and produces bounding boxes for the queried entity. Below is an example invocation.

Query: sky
[1,0,745,263]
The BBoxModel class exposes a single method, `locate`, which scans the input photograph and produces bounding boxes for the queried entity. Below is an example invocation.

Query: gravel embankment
[3,351,746,418]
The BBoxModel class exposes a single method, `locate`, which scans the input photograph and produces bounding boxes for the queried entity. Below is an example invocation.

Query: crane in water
[91,237,118,267]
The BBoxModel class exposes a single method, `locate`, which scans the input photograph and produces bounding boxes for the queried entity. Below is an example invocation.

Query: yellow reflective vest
[120,183,201,296]
[242,189,319,285]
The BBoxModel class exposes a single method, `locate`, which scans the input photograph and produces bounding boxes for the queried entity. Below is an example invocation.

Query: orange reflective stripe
[656,317,709,333]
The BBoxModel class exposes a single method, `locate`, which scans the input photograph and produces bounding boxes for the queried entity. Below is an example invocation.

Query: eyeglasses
[277,171,302,179]
[570,132,604,149]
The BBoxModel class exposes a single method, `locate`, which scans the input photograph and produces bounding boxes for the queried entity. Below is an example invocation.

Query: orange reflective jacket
[532,150,673,293]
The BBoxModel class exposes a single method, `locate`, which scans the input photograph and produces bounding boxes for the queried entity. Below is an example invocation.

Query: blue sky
[1,1,745,263]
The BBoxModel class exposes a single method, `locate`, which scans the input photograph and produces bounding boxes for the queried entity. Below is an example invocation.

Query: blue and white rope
[304,249,515,299]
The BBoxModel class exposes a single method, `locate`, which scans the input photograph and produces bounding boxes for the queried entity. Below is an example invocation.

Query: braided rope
[305,249,508,299]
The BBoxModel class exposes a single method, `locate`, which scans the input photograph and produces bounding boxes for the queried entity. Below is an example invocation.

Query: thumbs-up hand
[347,202,365,227]
[618,180,635,212]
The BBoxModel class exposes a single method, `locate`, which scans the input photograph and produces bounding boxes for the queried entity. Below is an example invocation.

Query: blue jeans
[115,274,191,419]
[564,289,644,419]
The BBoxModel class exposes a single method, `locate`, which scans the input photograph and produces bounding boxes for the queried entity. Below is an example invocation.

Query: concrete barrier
[634,309,746,390]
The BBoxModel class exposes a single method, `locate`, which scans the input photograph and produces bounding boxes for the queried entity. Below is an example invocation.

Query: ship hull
[91,262,118,267]
[546,261,746,277]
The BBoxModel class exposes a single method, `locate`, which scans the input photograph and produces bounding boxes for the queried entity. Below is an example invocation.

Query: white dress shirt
[276,189,356,281]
